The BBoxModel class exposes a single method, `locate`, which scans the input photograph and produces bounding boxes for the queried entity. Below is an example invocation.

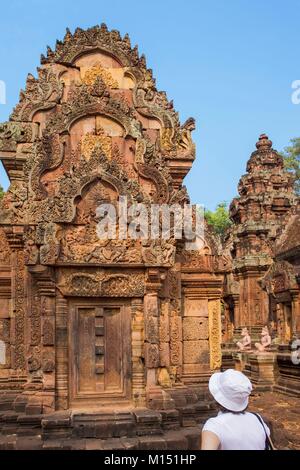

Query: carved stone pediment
[260,260,298,295]
[1,24,196,270]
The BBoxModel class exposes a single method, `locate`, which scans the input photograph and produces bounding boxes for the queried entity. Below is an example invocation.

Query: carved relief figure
[236,327,252,351]
[255,326,272,352]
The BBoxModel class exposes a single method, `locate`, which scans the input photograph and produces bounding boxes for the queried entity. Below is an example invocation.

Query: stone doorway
[69,300,132,409]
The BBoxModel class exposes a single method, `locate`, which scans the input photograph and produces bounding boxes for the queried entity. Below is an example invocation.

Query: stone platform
[0,427,201,451]
[0,406,210,450]
[222,345,300,397]
[0,393,299,450]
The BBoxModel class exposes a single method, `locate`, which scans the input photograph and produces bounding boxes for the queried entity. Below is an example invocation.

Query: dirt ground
[249,392,300,450]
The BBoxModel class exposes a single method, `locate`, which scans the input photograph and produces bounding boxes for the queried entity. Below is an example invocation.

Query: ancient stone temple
[261,207,300,396]
[0,24,299,450]
[224,134,298,336]
[0,25,226,448]
[222,134,300,397]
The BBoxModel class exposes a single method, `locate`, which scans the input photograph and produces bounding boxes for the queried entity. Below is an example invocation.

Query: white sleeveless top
[203,411,270,450]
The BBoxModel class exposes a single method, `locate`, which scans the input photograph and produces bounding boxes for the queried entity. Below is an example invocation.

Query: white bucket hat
[209,369,252,412]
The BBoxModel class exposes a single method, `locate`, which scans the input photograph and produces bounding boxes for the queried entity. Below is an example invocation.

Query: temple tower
[227,134,297,334]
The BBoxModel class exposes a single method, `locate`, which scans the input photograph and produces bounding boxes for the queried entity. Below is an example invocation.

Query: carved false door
[69,302,131,407]
[283,303,292,343]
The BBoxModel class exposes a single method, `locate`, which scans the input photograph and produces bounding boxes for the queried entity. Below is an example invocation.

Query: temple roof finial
[256,133,272,151]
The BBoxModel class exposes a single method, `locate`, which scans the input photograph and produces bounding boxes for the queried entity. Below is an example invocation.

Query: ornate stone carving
[225,134,298,331]
[0,181,27,224]
[42,319,55,346]
[30,289,41,347]
[58,271,145,297]
[11,69,63,122]
[41,25,144,67]
[81,129,112,161]
[159,302,170,343]
[142,240,176,266]
[0,229,10,264]
[0,121,34,150]
[24,226,39,265]
[42,351,55,373]
[160,128,174,152]
[170,316,182,366]
[177,117,196,158]
[145,316,159,343]
[261,260,298,295]
[15,251,26,370]
[0,24,221,421]
[145,343,159,368]
[28,353,41,373]
[208,300,222,370]
[83,64,118,89]
[131,302,146,406]
[166,270,180,299]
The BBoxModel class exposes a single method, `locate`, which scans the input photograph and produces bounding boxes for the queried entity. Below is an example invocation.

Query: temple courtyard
[249,393,300,450]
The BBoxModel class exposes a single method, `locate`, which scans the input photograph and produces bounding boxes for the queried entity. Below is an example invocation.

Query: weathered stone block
[133,409,162,436]
[120,437,139,450]
[184,299,208,317]
[102,438,125,450]
[145,316,159,343]
[159,311,170,343]
[183,340,209,364]
[183,317,208,340]
[183,427,201,450]
[170,341,182,366]
[138,436,167,450]
[144,343,160,368]
[16,436,42,450]
[165,431,188,450]
[159,342,170,367]
[160,409,180,431]
[144,295,158,317]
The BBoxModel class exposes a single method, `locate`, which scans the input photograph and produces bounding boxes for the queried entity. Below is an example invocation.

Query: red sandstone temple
[0,25,299,449]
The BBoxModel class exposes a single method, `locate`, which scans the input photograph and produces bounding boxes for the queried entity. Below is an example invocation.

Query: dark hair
[217,403,248,414]
[209,391,248,414]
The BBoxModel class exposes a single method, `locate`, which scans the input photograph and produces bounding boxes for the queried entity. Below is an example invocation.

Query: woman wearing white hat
[201,369,274,450]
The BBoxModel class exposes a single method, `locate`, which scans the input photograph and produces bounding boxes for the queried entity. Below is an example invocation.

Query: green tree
[281,137,300,195]
[205,201,232,239]
[0,184,4,200]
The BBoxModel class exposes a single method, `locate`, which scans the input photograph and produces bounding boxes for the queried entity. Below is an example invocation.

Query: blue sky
[0,0,299,209]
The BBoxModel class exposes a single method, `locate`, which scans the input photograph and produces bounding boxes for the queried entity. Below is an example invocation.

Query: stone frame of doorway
[55,291,146,411]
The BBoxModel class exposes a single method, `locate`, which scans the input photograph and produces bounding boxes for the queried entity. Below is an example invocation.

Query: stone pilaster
[131,298,146,407]
[181,273,223,383]
[208,299,222,370]
[144,269,174,410]
[55,292,68,411]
